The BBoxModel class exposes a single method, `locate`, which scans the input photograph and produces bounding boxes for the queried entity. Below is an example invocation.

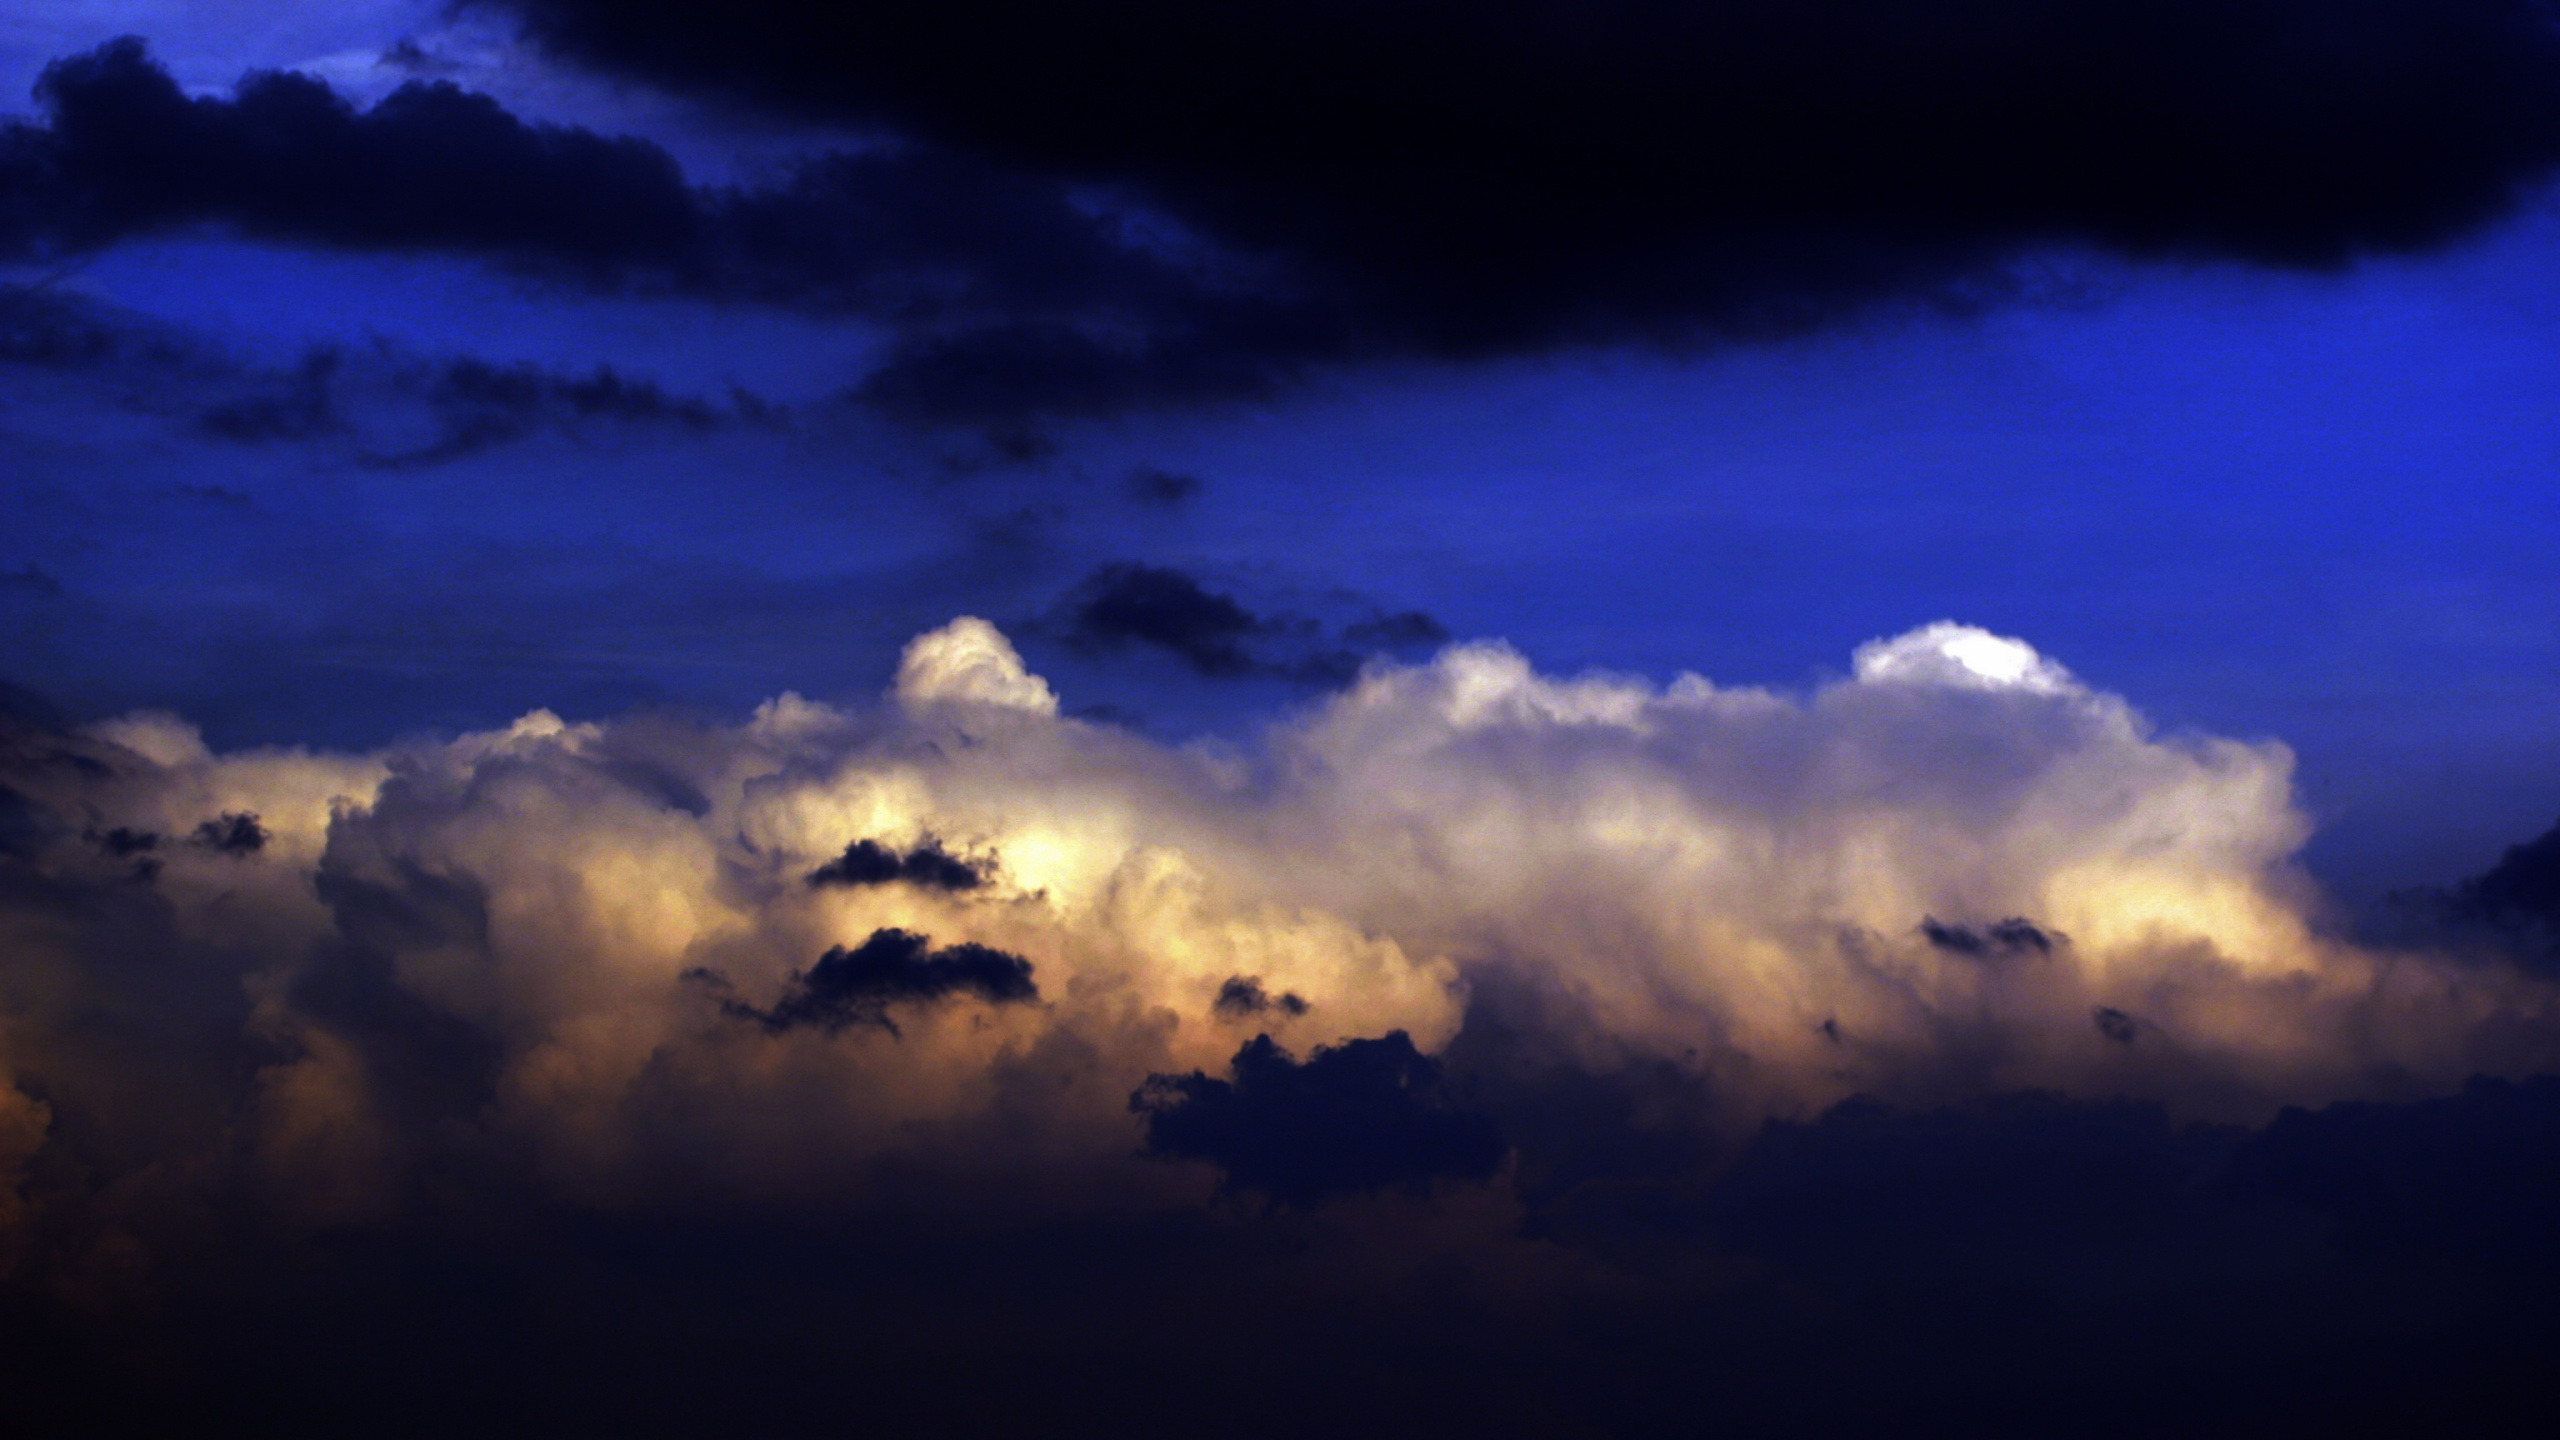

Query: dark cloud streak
[1053,562,1444,683]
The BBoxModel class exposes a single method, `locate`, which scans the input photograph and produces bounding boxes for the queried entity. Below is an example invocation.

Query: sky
[9,4,2560,1435]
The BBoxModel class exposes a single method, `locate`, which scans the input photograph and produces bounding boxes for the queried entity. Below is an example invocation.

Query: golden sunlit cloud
[6,618,2556,1232]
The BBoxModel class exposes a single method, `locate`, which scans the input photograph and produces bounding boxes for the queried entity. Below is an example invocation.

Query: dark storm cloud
[0,40,1280,423]
[28,5,2560,427]
[1,39,694,271]
[489,0,2560,346]
[805,836,988,892]
[1132,1032,1506,1205]
[718,927,1037,1036]
[1054,562,1445,682]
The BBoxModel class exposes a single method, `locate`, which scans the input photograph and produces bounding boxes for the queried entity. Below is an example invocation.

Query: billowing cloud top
[8,617,2560,1429]
[6,616,2553,1233]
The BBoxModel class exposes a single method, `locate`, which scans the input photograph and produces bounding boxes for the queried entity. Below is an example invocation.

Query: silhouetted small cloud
[1054,562,1445,683]
[2092,1007,2139,1045]
[720,927,1036,1036]
[1061,562,1263,677]
[807,837,988,892]
[1212,975,1308,1020]
[1920,916,2057,958]
[1132,1031,1505,1205]
[190,811,267,855]
[90,825,159,857]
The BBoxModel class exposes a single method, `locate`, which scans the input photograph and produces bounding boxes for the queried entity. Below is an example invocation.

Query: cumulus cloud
[7,614,2557,1219]
[9,615,2560,1427]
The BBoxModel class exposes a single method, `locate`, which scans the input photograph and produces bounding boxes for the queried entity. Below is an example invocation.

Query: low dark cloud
[3,278,769,466]
[1133,1032,1506,1206]
[1054,562,1443,683]
[2092,1006,2140,1045]
[806,837,987,893]
[1920,915,2058,958]
[717,927,1036,1036]
[1712,1091,2228,1263]
[2226,1074,2560,1260]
